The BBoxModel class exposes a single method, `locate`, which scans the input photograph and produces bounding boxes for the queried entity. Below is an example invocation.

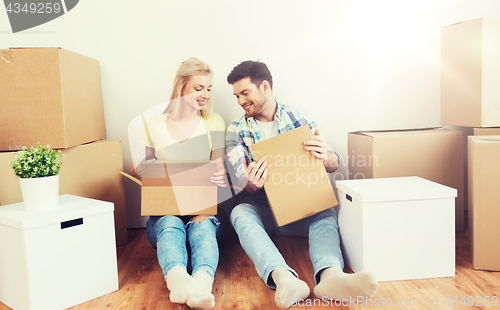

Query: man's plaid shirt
[225,101,329,182]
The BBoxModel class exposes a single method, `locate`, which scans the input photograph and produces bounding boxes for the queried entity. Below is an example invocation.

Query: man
[225,60,378,309]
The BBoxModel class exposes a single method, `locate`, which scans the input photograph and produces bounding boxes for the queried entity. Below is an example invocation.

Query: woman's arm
[211,147,228,187]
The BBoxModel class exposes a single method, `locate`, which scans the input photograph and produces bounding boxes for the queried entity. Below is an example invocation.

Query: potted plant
[10,143,64,211]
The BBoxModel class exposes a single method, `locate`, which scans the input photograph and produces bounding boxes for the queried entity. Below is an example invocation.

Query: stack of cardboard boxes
[0,47,128,246]
[347,18,500,272]
[441,18,500,272]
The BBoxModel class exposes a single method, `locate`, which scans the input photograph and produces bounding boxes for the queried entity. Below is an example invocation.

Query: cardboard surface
[0,47,106,150]
[474,127,500,135]
[468,135,500,271]
[122,161,218,216]
[0,140,128,247]
[348,127,465,232]
[441,18,500,127]
[336,177,456,282]
[249,125,338,226]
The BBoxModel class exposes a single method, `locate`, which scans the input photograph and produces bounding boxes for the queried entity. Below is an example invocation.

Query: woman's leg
[184,212,220,309]
[146,216,199,305]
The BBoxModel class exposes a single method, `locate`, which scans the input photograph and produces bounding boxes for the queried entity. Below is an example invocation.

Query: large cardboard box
[348,127,465,232]
[249,125,338,227]
[122,161,218,216]
[0,47,106,150]
[336,177,457,282]
[468,136,500,271]
[441,18,500,127]
[474,127,500,135]
[0,195,118,310]
[0,140,128,246]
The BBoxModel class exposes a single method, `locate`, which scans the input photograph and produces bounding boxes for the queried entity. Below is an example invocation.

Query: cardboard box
[336,177,457,282]
[0,47,106,150]
[122,161,218,216]
[474,127,500,135]
[441,18,500,127]
[468,136,500,271]
[0,140,128,246]
[249,125,338,227]
[348,127,465,232]
[0,195,118,310]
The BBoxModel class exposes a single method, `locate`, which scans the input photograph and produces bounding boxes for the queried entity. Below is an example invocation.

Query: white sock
[165,266,200,304]
[186,271,215,309]
[314,267,378,301]
[272,267,310,309]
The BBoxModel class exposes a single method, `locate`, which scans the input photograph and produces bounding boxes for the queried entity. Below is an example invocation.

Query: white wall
[2,0,499,227]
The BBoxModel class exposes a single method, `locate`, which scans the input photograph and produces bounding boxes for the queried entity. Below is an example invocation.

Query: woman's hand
[211,169,228,187]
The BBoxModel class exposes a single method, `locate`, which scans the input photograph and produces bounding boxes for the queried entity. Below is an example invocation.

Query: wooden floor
[1,219,499,310]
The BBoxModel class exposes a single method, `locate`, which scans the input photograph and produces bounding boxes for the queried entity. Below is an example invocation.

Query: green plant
[10,143,64,178]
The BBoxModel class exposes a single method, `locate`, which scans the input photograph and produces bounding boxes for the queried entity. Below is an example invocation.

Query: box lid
[335,176,457,203]
[0,194,113,230]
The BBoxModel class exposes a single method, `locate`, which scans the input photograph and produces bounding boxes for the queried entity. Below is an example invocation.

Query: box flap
[250,125,338,226]
[141,161,216,186]
[336,176,457,203]
[350,126,445,138]
[120,171,143,186]
[0,195,113,230]
[469,135,500,143]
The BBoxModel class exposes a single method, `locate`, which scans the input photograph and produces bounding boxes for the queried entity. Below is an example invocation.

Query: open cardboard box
[249,125,338,227]
[121,161,218,216]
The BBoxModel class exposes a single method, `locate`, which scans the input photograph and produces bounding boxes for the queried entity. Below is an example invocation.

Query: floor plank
[1,219,499,309]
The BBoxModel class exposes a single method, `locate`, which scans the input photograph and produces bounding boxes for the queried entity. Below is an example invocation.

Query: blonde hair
[164,57,213,118]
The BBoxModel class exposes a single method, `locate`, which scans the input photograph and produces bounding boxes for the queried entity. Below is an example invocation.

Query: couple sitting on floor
[132,58,378,309]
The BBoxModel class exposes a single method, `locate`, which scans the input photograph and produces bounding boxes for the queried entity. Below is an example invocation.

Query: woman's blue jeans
[146,207,228,280]
[230,191,344,289]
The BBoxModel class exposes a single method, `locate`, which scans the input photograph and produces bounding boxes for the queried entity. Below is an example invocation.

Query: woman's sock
[186,271,215,309]
[165,266,199,304]
[271,267,310,309]
[314,267,378,301]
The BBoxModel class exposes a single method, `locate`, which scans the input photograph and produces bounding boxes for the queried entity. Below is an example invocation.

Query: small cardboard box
[348,127,465,232]
[0,140,128,246]
[249,125,338,227]
[441,18,500,127]
[474,127,500,135]
[0,47,106,150]
[122,161,218,216]
[336,176,457,282]
[0,195,118,310]
[468,136,500,271]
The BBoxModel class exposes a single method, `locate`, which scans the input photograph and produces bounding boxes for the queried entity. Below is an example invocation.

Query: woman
[136,58,228,309]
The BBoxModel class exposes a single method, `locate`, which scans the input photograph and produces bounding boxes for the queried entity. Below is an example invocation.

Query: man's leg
[306,209,378,300]
[230,193,309,309]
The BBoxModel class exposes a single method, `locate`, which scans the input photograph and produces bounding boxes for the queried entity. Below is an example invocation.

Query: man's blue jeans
[147,208,228,280]
[230,191,344,288]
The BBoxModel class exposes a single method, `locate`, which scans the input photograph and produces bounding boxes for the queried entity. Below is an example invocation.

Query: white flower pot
[19,175,60,211]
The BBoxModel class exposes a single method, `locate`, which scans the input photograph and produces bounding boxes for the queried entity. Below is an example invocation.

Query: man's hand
[243,158,268,194]
[304,128,339,172]
[304,128,329,161]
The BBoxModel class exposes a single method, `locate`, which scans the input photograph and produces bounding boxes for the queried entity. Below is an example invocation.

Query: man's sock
[314,267,378,301]
[271,267,310,309]
[165,266,200,304]
[186,271,215,309]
